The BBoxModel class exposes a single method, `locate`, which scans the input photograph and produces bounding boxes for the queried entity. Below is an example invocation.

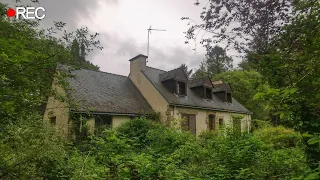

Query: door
[181,114,196,134]
[189,115,196,134]
[233,118,241,136]
[208,114,215,131]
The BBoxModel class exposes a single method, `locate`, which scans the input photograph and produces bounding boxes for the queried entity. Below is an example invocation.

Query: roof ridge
[158,66,182,76]
[146,66,166,72]
[79,68,128,78]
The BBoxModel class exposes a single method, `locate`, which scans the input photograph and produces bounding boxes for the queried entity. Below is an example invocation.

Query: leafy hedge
[0,117,315,179]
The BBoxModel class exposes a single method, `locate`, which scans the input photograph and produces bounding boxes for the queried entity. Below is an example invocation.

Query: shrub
[254,126,302,148]
[1,116,310,179]
[116,117,160,150]
[251,119,272,132]
[0,115,75,179]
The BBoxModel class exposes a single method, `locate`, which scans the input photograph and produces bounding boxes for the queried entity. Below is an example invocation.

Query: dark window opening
[227,93,232,103]
[205,88,212,99]
[95,115,112,129]
[50,116,56,125]
[176,81,186,95]
[219,118,224,126]
[208,115,215,130]
[181,114,196,134]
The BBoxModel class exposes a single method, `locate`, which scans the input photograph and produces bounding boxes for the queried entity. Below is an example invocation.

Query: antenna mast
[147,26,166,62]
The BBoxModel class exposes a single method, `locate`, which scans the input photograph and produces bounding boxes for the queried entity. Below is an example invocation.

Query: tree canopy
[185,0,320,169]
[193,45,233,79]
[213,70,268,120]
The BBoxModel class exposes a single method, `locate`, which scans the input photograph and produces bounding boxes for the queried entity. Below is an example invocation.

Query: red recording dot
[7,8,16,18]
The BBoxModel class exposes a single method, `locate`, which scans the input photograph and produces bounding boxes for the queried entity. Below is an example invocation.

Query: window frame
[95,115,112,129]
[205,88,212,99]
[50,116,56,125]
[176,81,186,96]
[208,114,216,130]
[219,118,224,126]
[181,113,196,134]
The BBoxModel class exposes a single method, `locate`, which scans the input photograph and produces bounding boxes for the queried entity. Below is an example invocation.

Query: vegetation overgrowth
[1,0,320,179]
[0,118,314,179]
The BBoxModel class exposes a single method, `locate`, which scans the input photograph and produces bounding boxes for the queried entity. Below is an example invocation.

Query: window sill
[203,99,214,103]
[174,93,187,98]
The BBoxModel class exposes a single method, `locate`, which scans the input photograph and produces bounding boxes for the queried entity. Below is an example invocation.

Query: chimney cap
[128,54,148,62]
[212,80,224,85]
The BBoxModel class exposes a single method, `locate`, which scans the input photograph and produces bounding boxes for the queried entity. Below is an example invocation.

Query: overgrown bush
[0,115,74,179]
[254,126,303,149]
[251,119,271,132]
[0,117,311,179]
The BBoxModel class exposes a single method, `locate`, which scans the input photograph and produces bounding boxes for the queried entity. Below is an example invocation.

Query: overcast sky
[4,0,241,76]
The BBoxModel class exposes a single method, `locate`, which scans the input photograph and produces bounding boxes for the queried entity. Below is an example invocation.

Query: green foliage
[231,115,243,135]
[251,119,271,132]
[248,0,320,168]
[0,2,101,121]
[180,63,193,78]
[143,111,161,123]
[69,113,92,145]
[0,1,103,179]
[193,45,233,79]
[254,126,303,149]
[0,115,311,179]
[214,70,269,120]
[75,118,311,179]
[0,115,73,179]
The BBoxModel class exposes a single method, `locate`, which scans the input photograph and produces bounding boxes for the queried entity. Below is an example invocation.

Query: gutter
[170,103,252,115]
[70,110,144,116]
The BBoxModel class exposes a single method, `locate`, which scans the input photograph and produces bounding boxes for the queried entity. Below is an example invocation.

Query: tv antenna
[147,26,166,62]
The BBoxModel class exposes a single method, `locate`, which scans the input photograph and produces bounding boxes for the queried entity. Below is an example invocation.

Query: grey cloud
[93,33,204,76]
[2,0,206,76]
[3,0,118,30]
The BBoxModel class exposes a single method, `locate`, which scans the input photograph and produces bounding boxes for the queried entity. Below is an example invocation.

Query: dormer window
[227,93,232,103]
[205,88,212,99]
[160,67,188,95]
[212,82,233,102]
[176,81,186,96]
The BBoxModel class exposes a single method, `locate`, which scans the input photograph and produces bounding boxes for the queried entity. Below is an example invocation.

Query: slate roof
[189,78,213,88]
[141,67,251,114]
[66,68,152,115]
[212,83,232,93]
[159,67,188,82]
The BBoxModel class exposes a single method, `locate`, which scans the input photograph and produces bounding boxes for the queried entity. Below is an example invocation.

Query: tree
[180,63,193,78]
[0,2,104,178]
[193,45,233,79]
[251,0,320,168]
[238,59,252,71]
[213,70,268,120]
[183,0,298,53]
[71,39,80,61]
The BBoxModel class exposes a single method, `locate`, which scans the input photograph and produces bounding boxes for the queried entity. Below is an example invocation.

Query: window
[181,114,196,134]
[176,81,186,95]
[205,88,212,99]
[219,118,224,126]
[208,115,215,130]
[227,93,232,103]
[95,115,112,129]
[50,116,56,125]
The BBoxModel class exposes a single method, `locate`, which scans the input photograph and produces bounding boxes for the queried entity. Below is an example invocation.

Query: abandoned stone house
[43,54,252,136]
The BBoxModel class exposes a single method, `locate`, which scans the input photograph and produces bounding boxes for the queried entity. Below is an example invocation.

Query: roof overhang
[70,110,147,116]
[169,103,252,115]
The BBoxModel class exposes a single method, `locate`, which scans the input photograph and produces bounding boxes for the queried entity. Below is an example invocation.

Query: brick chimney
[129,54,147,76]
[128,54,148,85]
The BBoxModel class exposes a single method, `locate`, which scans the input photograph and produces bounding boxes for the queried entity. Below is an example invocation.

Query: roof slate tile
[66,69,152,114]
